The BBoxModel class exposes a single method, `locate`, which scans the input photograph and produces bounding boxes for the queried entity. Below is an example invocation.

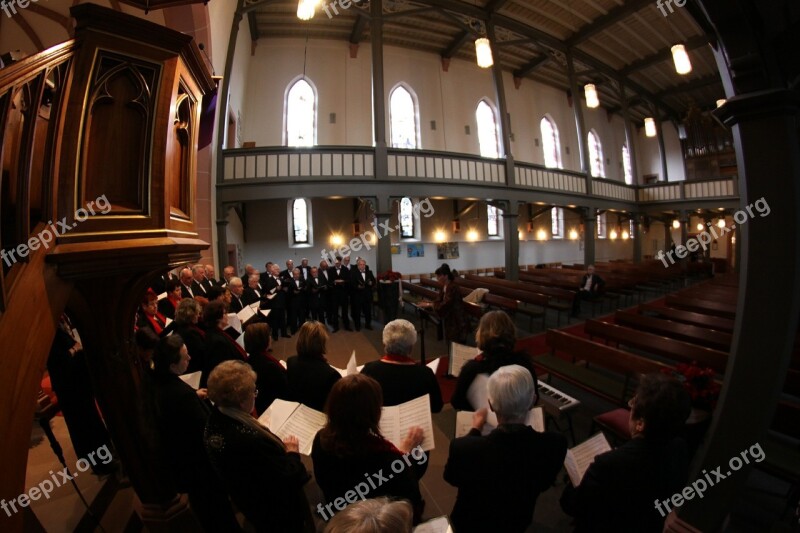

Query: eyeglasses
[253,388,259,398]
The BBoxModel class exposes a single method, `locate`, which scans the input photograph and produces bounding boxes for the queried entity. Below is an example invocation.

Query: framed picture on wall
[437,242,459,260]
[390,244,401,255]
[407,243,424,257]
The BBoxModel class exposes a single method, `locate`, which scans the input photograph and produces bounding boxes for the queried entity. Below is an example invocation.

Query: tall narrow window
[399,197,415,238]
[551,207,564,239]
[622,144,633,184]
[597,213,607,239]
[487,205,501,237]
[286,78,316,147]
[540,116,562,168]
[476,100,499,158]
[587,130,604,177]
[390,85,419,149]
[292,199,309,244]
[629,219,636,239]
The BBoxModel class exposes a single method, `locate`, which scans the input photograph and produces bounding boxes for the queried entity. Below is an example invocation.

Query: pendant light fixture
[644,117,657,137]
[475,37,493,68]
[297,0,316,20]
[584,83,599,108]
[671,44,692,75]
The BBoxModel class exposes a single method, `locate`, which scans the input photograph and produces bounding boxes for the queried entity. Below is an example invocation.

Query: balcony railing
[220,146,737,206]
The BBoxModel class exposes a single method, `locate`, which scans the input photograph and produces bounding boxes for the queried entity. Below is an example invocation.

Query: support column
[664,220,673,251]
[373,196,393,275]
[651,103,669,182]
[632,214,643,263]
[486,20,515,186]
[567,51,591,194]
[583,207,596,266]
[678,210,688,246]
[216,204,229,272]
[370,0,388,180]
[502,201,520,281]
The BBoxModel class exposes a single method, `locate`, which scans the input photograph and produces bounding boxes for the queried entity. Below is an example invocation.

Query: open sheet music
[331,351,358,377]
[563,432,611,486]
[178,371,202,390]
[413,516,453,533]
[379,395,435,451]
[236,302,260,324]
[257,399,327,455]
[426,357,441,375]
[448,343,480,377]
[454,407,544,438]
[227,313,242,334]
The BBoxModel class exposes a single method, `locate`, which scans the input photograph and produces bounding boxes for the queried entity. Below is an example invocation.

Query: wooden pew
[639,303,735,333]
[665,295,737,319]
[454,276,551,327]
[538,329,671,406]
[491,272,574,324]
[584,319,728,374]
[614,310,732,352]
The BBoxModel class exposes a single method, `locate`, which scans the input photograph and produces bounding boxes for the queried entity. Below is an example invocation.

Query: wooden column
[632,214,643,263]
[618,82,639,184]
[370,0,388,180]
[566,51,591,194]
[501,201,520,281]
[373,197,392,275]
[652,103,669,182]
[486,19,515,186]
[582,207,596,266]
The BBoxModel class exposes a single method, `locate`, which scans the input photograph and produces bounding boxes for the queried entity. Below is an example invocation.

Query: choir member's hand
[400,426,424,453]
[283,435,300,453]
[196,388,208,400]
[472,408,488,430]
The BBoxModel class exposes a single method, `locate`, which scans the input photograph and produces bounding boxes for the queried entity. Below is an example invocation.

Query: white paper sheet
[454,406,544,438]
[564,432,611,486]
[426,357,441,375]
[413,516,452,533]
[227,313,243,334]
[448,343,480,377]
[257,399,327,455]
[178,371,202,390]
[465,373,490,411]
[379,394,435,451]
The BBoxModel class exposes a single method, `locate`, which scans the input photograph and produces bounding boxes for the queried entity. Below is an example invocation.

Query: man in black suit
[298,258,311,281]
[307,266,326,322]
[349,258,376,331]
[242,274,263,306]
[280,259,295,281]
[445,365,567,532]
[179,268,195,299]
[259,262,273,287]
[318,260,332,325]
[204,265,219,289]
[228,277,246,312]
[286,268,307,334]
[571,264,605,317]
[328,257,351,332]
[221,265,236,287]
[263,263,290,339]
[191,264,209,297]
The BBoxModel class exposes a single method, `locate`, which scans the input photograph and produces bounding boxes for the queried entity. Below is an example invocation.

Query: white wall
[239,39,636,182]
[634,121,686,182]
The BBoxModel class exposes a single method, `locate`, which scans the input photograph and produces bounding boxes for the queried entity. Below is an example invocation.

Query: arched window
[551,207,564,239]
[286,78,316,147]
[629,219,636,239]
[487,204,501,237]
[587,130,604,178]
[390,85,419,149]
[399,197,415,238]
[540,116,562,168]
[622,144,633,184]
[597,213,607,239]
[291,199,310,244]
[476,100,499,158]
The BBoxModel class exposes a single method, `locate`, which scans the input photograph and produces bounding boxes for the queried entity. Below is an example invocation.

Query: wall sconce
[672,219,681,229]
[569,228,579,240]
[330,234,344,246]
[697,222,704,231]
[717,218,726,228]
[536,229,548,241]
[610,229,618,240]
[621,230,629,240]
[467,229,479,242]
[434,229,446,243]
[518,230,524,240]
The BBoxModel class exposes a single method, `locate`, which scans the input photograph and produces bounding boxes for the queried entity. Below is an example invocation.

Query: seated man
[444,365,567,532]
[571,264,605,317]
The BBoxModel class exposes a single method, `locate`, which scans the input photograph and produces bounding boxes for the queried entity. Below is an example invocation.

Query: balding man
[299,258,311,281]
[191,265,208,296]
[280,259,295,281]
[179,268,195,299]
[204,265,219,288]
[228,277,246,312]
[242,274,263,307]
[222,266,236,287]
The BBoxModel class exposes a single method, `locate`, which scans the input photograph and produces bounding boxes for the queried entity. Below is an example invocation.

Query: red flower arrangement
[377,270,402,282]
[663,362,721,411]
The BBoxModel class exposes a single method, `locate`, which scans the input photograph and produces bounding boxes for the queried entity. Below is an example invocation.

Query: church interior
[0,0,798,531]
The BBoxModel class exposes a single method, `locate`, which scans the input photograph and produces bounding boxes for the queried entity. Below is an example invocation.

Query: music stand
[412,302,440,366]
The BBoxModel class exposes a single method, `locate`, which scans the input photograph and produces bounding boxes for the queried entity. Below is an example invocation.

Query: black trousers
[351,289,373,329]
[331,288,350,328]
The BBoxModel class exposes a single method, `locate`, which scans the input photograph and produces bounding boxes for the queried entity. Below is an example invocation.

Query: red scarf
[145,312,167,335]
[167,295,180,310]
[220,327,248,361]
[381,353,416,364]
[261,350,287,372]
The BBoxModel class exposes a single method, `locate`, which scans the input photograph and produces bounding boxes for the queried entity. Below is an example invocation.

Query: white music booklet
[563,432,611,486]
[454,406,544,438]
[257,399,327,456]
[379,394,435,451]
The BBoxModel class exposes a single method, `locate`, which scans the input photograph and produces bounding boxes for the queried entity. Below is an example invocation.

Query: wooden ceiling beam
[565,0,654,47]
[620,35,711,76]
[441,30,472,58]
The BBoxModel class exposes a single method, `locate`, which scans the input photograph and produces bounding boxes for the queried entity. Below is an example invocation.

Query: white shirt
[583,275,593,291]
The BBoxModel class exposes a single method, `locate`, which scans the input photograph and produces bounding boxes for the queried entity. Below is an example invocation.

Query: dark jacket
[579,273,605,293]
[249,350,289,415]
[205,408,311,532]
[360,360,443,412]
[560,436,690,533]
[286,355,341,411]
[445,424,567,532]
[450,344,538,411]
[433,280,469,344]
[202,327,247,386]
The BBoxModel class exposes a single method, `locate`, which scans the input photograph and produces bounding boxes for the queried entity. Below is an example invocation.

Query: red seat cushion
[593,408,632,441]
